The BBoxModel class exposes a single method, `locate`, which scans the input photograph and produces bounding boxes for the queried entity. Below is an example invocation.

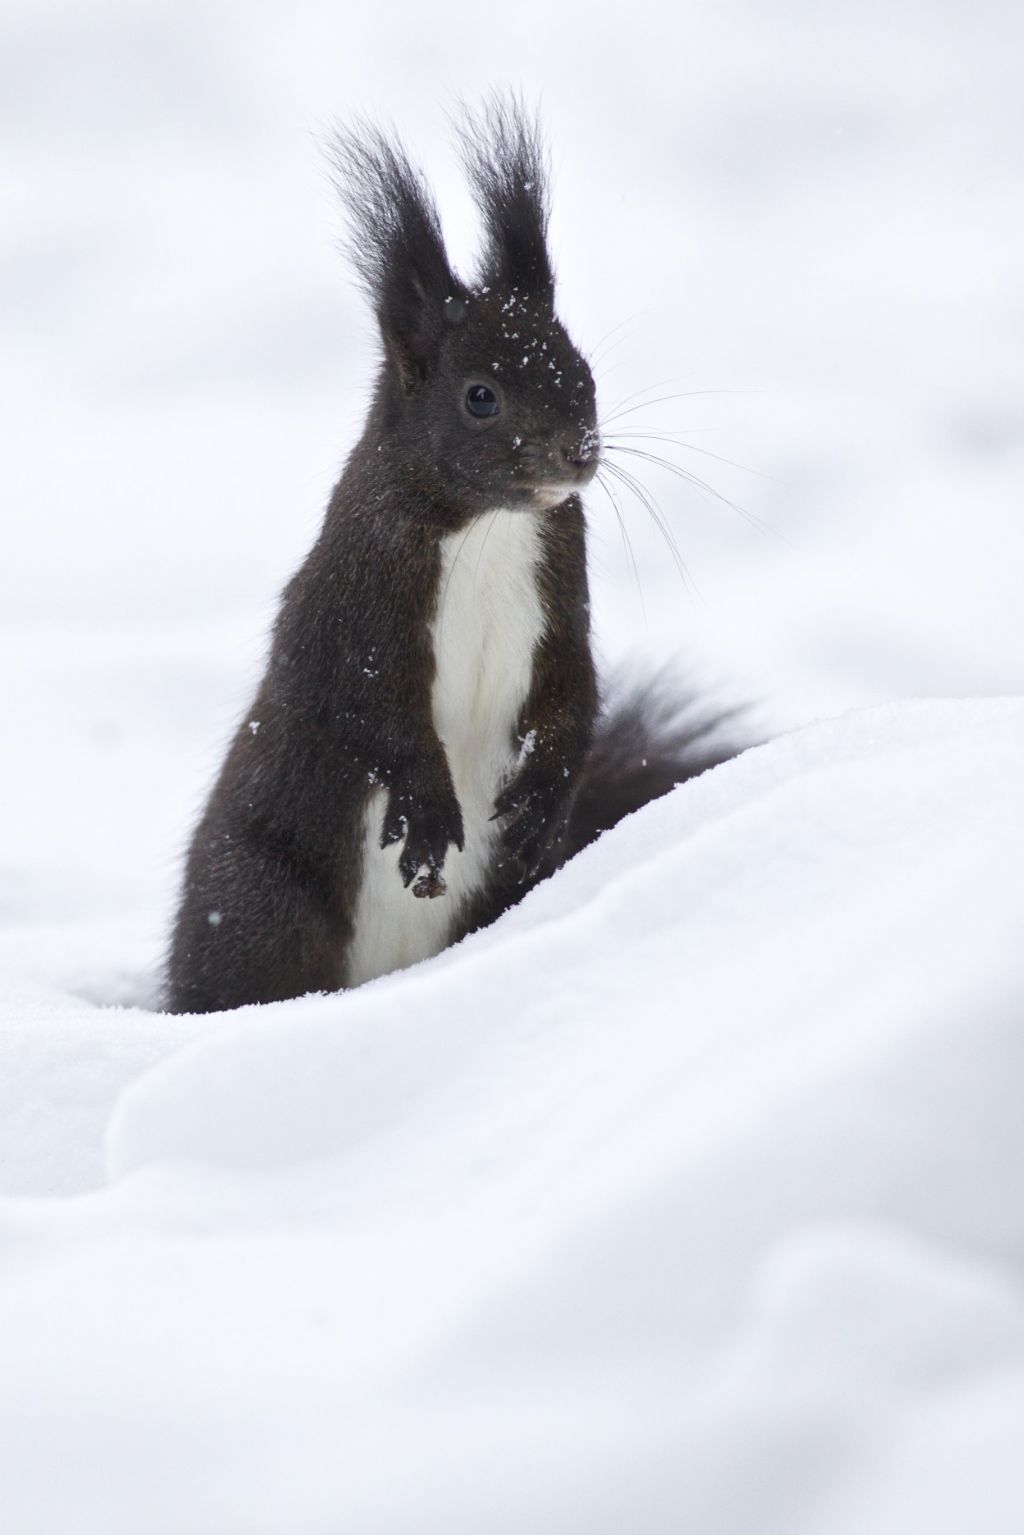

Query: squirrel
[166,98,733,1014]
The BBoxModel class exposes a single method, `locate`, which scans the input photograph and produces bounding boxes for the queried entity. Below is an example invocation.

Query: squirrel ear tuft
[455,94,554,302]
[328,122,463,386]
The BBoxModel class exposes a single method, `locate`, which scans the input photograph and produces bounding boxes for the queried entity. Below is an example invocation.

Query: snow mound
[109,697,1024,1184]
[1,699,1020,1534]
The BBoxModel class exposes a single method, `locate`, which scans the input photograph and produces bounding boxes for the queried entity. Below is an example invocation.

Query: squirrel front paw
[380,781,465,897]
[492,764,571,882]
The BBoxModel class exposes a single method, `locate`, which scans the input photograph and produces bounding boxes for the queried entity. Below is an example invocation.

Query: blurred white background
[2,0,1022,940]
[4,0,1022,670]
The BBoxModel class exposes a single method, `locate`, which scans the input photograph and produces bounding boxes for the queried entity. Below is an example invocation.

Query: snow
[3,0,1024,1529]
[4,701,1024,1534]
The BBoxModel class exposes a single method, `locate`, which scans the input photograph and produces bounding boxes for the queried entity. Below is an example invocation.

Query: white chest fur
[346,509,545,987]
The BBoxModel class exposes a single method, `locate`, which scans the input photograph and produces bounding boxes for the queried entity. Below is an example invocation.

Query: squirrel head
[330,96,599,518]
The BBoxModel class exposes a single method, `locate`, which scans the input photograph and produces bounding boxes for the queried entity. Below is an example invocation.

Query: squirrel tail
[564,678,746,859]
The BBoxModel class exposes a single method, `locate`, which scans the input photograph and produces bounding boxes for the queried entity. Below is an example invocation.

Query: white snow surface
[3,0,1024,1529]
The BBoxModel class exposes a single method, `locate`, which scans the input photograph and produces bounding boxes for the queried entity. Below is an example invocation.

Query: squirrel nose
[562,429,600,475]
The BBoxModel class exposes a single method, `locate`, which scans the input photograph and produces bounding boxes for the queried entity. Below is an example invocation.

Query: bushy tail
[564,680,747,859]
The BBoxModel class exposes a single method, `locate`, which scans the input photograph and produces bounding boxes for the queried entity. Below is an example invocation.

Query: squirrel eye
[465,384,499,419]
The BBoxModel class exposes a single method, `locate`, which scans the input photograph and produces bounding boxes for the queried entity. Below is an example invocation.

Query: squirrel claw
[412,870,447,899]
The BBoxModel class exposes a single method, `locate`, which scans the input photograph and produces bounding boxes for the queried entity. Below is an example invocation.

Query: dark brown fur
[167,99,736,1014]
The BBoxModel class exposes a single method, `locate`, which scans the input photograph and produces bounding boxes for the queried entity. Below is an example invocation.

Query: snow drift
[1,699,1022,1535]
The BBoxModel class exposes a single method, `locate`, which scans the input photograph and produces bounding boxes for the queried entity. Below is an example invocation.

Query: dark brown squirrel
[166,98,732,1014]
